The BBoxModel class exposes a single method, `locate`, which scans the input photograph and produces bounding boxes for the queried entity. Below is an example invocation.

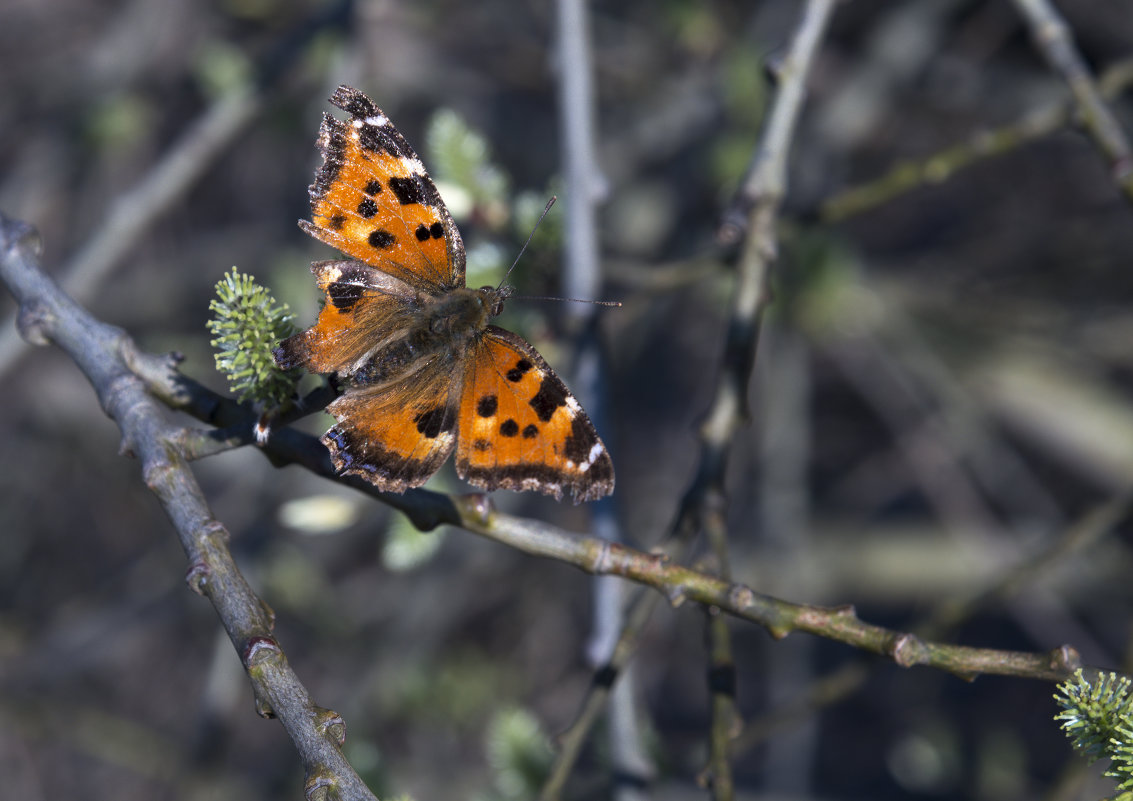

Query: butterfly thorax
[347,285,508,388]
[419,285,506,340]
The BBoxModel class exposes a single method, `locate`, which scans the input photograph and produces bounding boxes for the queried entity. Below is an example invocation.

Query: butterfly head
[479,284,514,318]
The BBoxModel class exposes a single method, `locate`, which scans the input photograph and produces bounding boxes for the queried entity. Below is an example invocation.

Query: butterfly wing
[274,259,418,376]
[320,353,463,492]
[455,327,614,503]
[275,258,465,491]
[301,85,465,293]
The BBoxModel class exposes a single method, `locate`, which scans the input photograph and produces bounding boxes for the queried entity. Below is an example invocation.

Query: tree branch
[820,55,1133,223]
[1010,0,1133,197]
[0,212,378,801]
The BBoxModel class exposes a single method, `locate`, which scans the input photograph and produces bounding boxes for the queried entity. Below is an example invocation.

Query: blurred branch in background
[821,55,1133,223]
[545,3,836,798]
[0,0,352,380]
[1009,0,1133,199]
[552,0,650,798]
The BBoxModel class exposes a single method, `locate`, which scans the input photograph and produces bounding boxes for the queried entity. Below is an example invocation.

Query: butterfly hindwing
[322,361,463,492]
[302,85,464,293]
[455,327,614,503]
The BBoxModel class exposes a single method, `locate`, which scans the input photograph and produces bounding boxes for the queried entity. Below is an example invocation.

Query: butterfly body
[275,87,613,503]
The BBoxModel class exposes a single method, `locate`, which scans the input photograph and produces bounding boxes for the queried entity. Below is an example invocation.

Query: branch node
[254,413,271,446]
[254,694,275,720]
[1051,644,1082,673]
[185,560,211,596]
[244,635,282,669]
[666,584,688,608]
[890,633,926,668]
[457,492,495,526]
[8,216,41,252]
[16,299,52,346]
[591,539,613,574]
[728,584,755,611]
[313,706,347,746]
[304,772,338,801]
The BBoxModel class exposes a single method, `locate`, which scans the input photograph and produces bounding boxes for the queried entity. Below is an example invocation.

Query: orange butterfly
[275,86,614,503]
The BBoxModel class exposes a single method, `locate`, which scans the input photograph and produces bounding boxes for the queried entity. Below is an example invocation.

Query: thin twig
[457,503,1089,681]
[0,0,353,379]
[83,244,1107,686]
[699,6,836,791]
[731,490,1133,754]
[1011,0,1132,196]
[544,4,837,796]
[820,55,1133,222]
[552,0,647,797]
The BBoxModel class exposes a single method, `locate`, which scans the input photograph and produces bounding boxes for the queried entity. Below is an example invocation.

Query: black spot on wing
[328,214,346,230]
[529,375,568,422]
[357,198,378,218]
[506,359,533,383]
[415,224,431,242]
[499,419,519,437]
[389,176,425,206]
[369,229,395,249]
[522,424,538,439]
[476,395,498,417]
[363,180,383,196]
[327,280,363,312]
[414,406,456,439]
[564,415,600,463]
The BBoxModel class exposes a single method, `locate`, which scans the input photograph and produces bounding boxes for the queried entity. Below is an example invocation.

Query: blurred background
[2,1,1133,799]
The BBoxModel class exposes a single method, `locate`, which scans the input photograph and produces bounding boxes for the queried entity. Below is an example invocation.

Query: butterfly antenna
[501,195,622,307]
[515,295,622,307]
[499,196,557,289]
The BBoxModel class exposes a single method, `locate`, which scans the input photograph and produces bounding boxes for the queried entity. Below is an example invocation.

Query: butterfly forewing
[303,86,464,294]
[274,260,417,376]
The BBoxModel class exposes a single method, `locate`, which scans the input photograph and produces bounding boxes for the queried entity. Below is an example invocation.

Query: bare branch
[545,4,836,795]
[1010,0,1133,198]
[821,56,1133,222]
[0,212,378,801]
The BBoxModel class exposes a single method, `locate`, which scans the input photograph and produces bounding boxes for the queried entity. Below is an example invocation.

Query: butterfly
[274,86,614,503]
